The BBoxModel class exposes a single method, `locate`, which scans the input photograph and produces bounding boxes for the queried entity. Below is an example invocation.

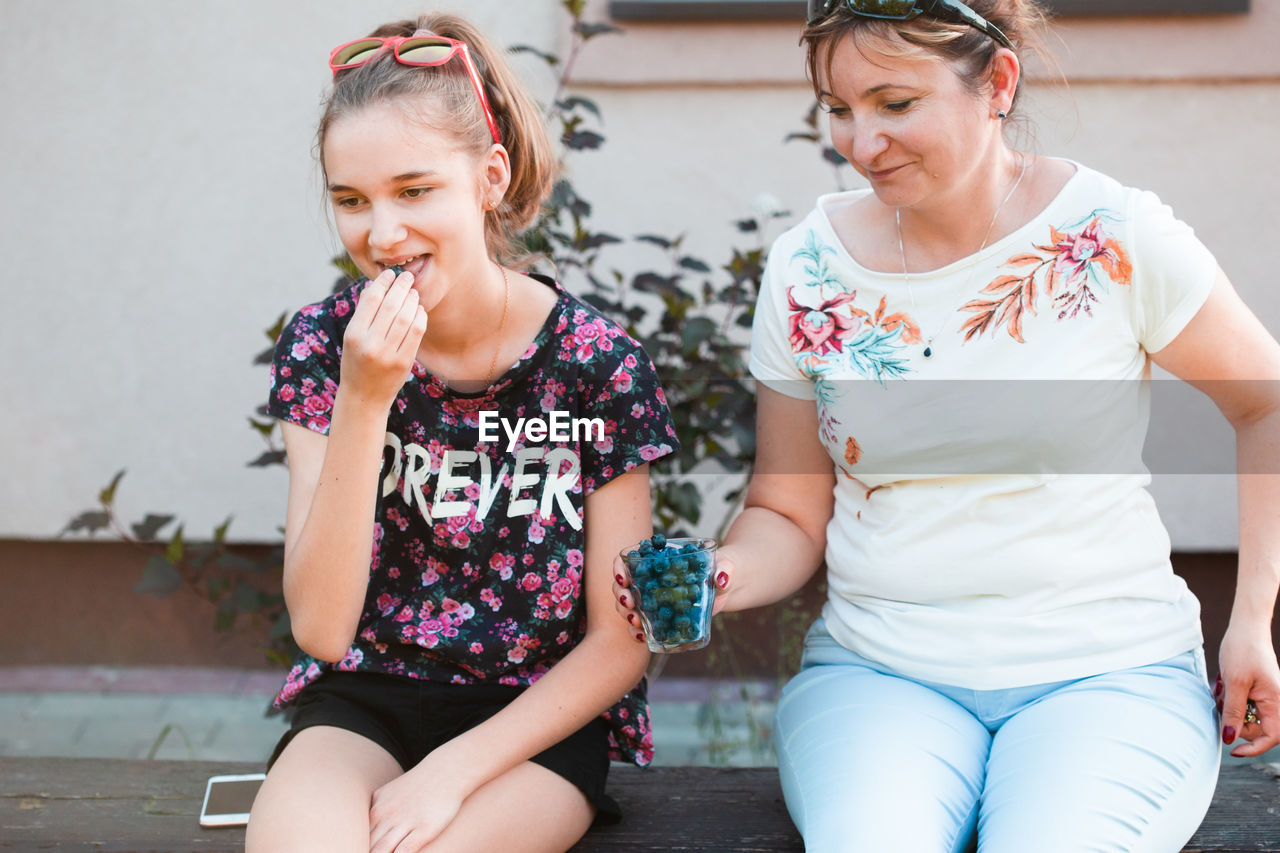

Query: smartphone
[199,773,266,828]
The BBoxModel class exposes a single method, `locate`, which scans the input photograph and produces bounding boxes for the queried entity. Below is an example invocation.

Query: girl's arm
[281,272,427,662]
[368,464,653,852]
[1151,268,1280,757]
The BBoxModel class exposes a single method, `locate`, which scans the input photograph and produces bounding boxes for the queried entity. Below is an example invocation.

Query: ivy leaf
[248,450,287,468]
[784,131,820,143]
[633,273,681,298]
[579,292,621,314]
[822,147,847,166]
[573,231,622,251]
[665,482,702,525]
[735,218,759,233]
[130,513,175,541]
[206,576,230,601]
[556,95,602,121]
[681,318,717,355]
[213,517,232,545]
[217,552,259,572]
[331,255,361,282]
[563,129,604,151]
[231,581,261,613]
[187,541,216,570]
[135,556,182,597]
[270,608,293,639]
[214,600,236,633]
[509,43,559,67]
[635,234,673,250]
[264,312,287,343]
[247,418,277,439]
[574,21,622,40]
[63,510,110,535]
[165,525,185,564]
[99,470,126,507]
[679,256,712,273]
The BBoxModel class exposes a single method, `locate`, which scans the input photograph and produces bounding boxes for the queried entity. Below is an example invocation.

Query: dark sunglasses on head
[806,0,1014,50]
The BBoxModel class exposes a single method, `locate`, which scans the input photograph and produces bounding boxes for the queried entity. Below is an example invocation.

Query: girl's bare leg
[246,726,402,852]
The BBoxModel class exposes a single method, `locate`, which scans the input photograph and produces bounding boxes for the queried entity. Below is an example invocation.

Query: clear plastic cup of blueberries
[620,534,718,653]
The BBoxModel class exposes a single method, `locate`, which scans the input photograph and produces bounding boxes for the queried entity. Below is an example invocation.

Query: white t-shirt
[749,162,1219,689]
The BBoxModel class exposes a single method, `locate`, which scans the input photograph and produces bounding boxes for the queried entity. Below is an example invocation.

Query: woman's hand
[1215,623,1280,757]
[341,269,428,409]
[612,546,734,643]
[368,759,465,853]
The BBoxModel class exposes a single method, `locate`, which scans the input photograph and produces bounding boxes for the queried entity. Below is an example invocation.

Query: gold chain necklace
[898,153,1027,359]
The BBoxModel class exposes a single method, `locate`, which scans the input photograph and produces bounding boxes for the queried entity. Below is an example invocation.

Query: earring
[996,110,1008,120]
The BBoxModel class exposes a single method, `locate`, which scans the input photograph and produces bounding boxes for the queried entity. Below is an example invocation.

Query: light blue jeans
[775,619,1220,853]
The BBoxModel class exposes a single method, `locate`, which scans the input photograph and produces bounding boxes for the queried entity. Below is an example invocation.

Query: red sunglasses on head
[328,35,502,145]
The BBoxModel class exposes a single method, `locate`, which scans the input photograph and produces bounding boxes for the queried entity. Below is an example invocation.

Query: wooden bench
[2,757,1277,851]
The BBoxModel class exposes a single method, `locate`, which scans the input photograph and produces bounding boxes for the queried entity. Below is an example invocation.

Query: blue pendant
[923,345,933,359]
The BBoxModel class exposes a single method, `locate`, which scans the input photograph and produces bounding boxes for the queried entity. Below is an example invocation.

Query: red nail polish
[619,593,630,608]
[627,613,638,627]
[715,572,729,588]
[615,574,625,586]
[1223,726,1237,744]
[635,632,645,642]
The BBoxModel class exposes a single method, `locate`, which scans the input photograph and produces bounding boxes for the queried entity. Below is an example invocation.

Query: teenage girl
[247,14,677,853]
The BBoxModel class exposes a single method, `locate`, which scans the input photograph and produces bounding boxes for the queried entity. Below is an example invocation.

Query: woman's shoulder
[1046,159,1150,214]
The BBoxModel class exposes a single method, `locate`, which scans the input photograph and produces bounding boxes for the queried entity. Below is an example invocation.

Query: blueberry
[638,540,654,556]
[682,542,698,554]
[389,265,406,276]
[661,572,679,588]
[651,533,667,550]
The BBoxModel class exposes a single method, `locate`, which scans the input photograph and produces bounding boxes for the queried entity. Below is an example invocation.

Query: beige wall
[1,0,1275,548]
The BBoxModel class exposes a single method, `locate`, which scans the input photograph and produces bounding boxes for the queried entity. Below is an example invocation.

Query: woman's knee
[775,664,990,853]
[980,659,1219,853]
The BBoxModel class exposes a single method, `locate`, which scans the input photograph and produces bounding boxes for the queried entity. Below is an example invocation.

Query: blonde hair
[318,13,557,266]
[804,0,1052,113]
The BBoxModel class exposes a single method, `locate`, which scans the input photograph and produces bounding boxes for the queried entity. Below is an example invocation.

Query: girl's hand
[341,269,428,409]
[612,547,735,644]
[368,760,464,853]
[1215,623,1280,758]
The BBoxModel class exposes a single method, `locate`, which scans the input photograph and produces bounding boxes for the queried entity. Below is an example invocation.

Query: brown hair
[803,0,1051,114]
[318,13,557,266]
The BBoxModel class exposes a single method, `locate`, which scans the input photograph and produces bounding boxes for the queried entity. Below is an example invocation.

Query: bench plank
[2,757,1276,851]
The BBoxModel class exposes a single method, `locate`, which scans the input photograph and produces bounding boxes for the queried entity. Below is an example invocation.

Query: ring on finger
[1245,700,1260,725]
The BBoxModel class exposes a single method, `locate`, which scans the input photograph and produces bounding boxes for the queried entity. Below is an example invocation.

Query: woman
[247,13,676,852]
[616,1,1279,850]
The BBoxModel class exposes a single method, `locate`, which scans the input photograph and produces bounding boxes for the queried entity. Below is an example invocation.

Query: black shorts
[269,671,621,822]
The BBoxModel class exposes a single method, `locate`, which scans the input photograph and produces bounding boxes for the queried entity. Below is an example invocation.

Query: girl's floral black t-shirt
[266,274,678,765]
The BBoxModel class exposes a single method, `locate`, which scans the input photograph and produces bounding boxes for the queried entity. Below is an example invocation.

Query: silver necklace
[898,153,1028,359]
